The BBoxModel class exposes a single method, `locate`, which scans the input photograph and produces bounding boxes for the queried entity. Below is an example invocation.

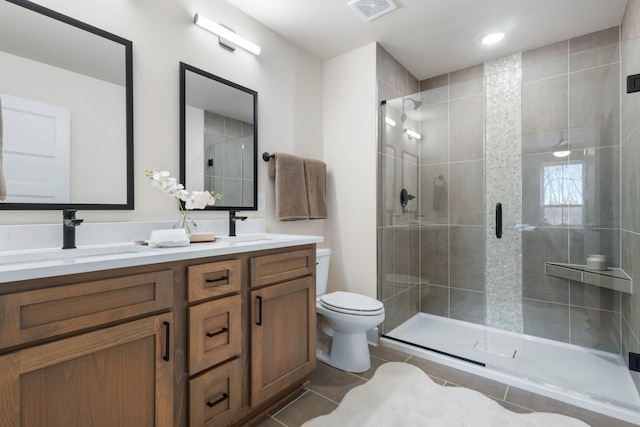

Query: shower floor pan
[383,312,640,423]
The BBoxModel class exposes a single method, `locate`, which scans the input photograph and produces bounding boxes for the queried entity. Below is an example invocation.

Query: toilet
[315,248,385,373]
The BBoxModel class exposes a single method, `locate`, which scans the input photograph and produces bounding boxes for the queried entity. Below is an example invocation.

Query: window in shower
[541,163,584,225]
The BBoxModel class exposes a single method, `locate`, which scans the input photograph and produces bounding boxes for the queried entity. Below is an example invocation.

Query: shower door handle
[495,203,502,239]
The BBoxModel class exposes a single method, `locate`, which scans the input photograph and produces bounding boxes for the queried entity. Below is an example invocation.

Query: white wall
[0,0,325,242]
[323,43,377,297]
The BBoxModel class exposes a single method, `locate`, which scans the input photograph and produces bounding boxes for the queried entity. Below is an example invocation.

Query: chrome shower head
[404,97,423,110]
[400,96,423,121]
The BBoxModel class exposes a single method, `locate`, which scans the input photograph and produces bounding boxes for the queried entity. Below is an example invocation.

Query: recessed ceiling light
[481,32,505,45]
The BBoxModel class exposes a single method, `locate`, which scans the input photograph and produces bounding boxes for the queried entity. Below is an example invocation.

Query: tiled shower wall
[621,0,640,395]
[376,44,421,333]
[484,54,523,333]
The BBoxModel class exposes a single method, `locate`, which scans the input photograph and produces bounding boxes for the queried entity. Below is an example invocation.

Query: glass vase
[174,210,197,235]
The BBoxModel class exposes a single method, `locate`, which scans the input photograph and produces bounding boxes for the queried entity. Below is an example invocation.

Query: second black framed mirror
[179,62,258,211]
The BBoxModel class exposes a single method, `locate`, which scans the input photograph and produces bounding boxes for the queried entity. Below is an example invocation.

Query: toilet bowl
[316,249,385,373]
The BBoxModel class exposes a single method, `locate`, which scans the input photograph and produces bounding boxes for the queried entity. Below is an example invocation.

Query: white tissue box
[148,229,190,248]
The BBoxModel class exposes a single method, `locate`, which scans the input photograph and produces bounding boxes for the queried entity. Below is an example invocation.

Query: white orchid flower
[185,191,216,209]
[153,171,170,180]
[145,170,220,213]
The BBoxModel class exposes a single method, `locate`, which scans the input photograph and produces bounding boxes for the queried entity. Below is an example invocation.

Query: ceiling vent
[348,0,398,22]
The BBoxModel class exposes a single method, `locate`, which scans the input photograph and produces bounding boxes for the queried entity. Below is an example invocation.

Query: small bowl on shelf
[586,254,607,271]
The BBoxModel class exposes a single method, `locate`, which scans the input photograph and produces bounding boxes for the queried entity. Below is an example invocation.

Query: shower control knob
[400,188,415,208]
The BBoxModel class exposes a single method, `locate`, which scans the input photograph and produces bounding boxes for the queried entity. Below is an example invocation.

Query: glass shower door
[378,92,488,366]
[482,43,640,411]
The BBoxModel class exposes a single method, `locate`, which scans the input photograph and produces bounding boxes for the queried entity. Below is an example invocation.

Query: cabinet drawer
[250,248,315,288]
[189,295,241,374]
[0,270,173,349]
[188,259,241,302]
[189,358,241,427]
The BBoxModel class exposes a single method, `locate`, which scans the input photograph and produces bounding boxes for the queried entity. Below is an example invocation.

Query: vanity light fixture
[481,32,505,45]
[194,13,261,55]
[404,128,421,140]
[385,117,396,127]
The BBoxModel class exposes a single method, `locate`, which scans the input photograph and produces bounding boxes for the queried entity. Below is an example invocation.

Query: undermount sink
[218,234,275,244]
[0,244,150,266]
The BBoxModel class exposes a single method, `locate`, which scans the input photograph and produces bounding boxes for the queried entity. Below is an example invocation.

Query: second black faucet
[62,209,84,249]
[228,210,247,237]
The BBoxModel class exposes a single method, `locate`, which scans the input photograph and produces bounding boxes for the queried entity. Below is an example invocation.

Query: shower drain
[473,341,517,359]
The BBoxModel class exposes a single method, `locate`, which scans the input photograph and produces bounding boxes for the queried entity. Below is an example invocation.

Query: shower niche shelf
[544,262,632,294]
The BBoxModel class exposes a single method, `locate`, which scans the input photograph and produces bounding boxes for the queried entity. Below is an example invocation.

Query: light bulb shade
[404,128,421,140]
[552,131,569,157]
[194,13,261,55]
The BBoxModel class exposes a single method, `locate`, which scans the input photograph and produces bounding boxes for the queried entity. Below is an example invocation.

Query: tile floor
[253,345,639,427]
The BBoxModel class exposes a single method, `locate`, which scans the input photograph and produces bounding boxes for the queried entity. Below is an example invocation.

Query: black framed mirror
[0,0,133,210]
[180,62,258,211]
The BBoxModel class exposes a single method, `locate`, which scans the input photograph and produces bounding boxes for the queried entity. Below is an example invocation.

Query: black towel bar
[262,152,274,162]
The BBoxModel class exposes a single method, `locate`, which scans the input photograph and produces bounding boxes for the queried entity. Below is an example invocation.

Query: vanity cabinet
[0,242,317,427]
[249,249,316,406]
[0,271,174,427]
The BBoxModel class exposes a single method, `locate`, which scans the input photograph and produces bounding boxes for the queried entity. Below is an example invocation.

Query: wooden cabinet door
[0,312,173,427]
[250,276,316,406]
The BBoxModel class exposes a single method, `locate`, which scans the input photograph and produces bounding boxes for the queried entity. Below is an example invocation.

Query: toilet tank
[316,248,331,296]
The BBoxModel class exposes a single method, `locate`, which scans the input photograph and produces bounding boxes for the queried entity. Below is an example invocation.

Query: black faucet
[62,209,84,249]
[228,210,247,237]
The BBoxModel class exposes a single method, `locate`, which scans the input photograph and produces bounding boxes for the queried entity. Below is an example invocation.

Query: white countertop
[0,233,323,284]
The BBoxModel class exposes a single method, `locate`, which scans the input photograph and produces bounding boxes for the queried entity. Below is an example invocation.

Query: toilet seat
[319,291,384,316]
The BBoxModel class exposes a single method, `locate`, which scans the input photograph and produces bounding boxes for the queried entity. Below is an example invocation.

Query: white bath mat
[302,362,590,427]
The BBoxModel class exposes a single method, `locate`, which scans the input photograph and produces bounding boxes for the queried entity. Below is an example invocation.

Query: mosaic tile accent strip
[484,53,524,333]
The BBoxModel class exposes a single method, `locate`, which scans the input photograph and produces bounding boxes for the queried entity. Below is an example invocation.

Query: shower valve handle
[400,188,415,208]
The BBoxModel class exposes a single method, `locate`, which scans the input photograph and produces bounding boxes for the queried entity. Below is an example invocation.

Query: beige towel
[269,153,309,221]
[304,158,327,219]
[0,96,5,201]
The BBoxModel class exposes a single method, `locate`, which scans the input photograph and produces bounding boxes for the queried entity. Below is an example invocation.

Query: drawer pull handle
[206,327,229,338]
[163,321,170,362]
[256,296,263,326]
[207,393,229,408]
[206,275,229,283]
